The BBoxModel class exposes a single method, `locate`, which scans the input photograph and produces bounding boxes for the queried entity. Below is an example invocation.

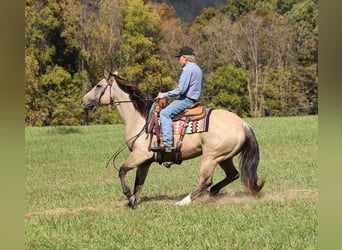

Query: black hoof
[128,195,136,208]
[209,189,219,196]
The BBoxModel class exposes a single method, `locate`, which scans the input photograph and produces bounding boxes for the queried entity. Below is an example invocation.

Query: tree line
[25,0,318,126]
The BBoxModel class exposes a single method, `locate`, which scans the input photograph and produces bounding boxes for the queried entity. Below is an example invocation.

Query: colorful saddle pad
[173,108,213,134]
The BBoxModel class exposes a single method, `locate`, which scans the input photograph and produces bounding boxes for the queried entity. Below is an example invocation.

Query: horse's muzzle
[81,99,97,111]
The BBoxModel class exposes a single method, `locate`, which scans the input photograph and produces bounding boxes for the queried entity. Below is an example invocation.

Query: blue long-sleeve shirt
[164,62,203,101]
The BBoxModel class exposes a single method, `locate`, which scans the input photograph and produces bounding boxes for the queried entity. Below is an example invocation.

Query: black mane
[112,74,152,118]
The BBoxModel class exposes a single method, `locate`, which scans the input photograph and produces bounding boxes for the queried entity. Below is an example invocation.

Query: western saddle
[147,99,206,165]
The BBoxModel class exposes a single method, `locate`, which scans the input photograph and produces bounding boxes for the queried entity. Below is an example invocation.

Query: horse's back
[178,109,246,160]
[208,109,245,133]
[202,109,246,158]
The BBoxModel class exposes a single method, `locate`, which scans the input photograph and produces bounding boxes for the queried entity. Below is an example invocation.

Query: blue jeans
[160,97,194,145]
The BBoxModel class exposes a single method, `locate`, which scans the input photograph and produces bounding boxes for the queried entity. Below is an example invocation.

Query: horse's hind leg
[175,156,216,205]
[209,158,239,196]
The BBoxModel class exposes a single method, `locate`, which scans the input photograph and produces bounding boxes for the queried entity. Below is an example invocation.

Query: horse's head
[81,70,118,111]
[81,70,150,118]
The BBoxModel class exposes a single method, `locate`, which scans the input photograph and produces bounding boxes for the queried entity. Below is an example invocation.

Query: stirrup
[150,145,162,152]
[150,144,175,152]
[164,145,176,153]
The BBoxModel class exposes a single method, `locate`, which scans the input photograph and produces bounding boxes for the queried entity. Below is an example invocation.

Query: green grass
[25,116,318,249]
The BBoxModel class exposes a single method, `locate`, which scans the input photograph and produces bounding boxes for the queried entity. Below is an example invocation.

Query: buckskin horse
[81,71,265,207]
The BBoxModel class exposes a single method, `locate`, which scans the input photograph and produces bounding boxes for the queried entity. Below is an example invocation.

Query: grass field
[25,115,318,249]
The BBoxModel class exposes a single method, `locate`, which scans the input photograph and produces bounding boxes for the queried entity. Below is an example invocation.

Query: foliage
[259,66,310,116]
[204,65,250,116]
[287,0,318,66]
[153,0,227,23]
[25,0,318,126]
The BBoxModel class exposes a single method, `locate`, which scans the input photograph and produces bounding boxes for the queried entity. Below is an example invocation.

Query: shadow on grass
[140,193,188,203]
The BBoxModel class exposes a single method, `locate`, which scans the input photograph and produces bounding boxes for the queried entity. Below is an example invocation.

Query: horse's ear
[104,70,109,79]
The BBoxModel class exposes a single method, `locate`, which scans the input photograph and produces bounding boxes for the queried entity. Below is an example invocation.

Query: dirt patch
[25,188,317,219]
[201,188,318,205]
[25,204,124,219]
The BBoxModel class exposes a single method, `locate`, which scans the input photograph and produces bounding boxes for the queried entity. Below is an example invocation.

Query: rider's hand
[156,92,164,99]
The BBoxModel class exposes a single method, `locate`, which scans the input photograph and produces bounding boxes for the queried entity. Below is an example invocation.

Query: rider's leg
[159,98,193,148]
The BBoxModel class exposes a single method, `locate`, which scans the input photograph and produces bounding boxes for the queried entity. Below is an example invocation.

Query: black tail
[239,123,265,194]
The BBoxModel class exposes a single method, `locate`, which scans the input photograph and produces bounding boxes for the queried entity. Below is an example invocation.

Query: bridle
[85,73,155,116]
[83,75,140,124]
[97,75,114,106]
[96,75,138,107]
[96,74,157,108]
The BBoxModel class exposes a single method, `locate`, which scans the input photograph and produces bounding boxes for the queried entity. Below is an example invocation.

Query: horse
[81,71,265,207]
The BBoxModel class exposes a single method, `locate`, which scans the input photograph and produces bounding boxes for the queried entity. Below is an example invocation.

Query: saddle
[172,102,206,121]
[146,101,206,166]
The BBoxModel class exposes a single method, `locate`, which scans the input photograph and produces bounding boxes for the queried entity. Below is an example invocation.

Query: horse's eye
[96,84,102,88]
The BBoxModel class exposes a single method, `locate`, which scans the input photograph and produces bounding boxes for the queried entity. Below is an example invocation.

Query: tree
[203,65,250,117]
[25,0,63,126]
[221,0,258,21]
[26,0,92,125]
[286,0,318,115]
[287,0,318,66]
[191,10,234,73]
[229,9,296,116]
[275,0,301,14]
[25,0,318,126]
[118,0,174,96]
[260,66,310,116]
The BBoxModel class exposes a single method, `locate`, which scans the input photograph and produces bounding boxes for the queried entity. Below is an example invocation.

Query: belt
[186,96,197,102]
[180,95,198,102]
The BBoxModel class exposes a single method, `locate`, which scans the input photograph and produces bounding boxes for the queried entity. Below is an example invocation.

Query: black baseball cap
[175,46,195,57]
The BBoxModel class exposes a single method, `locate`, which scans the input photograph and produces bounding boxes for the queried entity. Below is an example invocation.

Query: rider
[153,46,203,152]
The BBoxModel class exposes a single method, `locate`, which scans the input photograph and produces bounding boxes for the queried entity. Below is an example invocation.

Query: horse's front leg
[118,164,134,206]
[118,152,153,208]
[132,160,153,206]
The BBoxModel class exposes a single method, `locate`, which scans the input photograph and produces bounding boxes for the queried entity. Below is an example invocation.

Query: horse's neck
[117,104,145,135]
[114,92,146,142]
